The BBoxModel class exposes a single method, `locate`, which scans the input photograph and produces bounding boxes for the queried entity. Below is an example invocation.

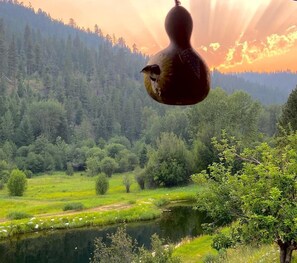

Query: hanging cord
[175,0,181,6]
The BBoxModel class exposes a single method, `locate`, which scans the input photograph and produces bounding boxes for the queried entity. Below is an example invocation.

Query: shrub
[96,173,109,195]
[135,168,146,190]
[91,225,136,263]
[7,169,27,196]
[66,162,74,176]
[123,174,132,193]
[24,169,33,178]
[0,180,4,190]
[63,202,84,211]
[212,232,233,251]
[91,226,181,263]
[100,157,118,177]
[138,234,181,263]
[7,211,32,220]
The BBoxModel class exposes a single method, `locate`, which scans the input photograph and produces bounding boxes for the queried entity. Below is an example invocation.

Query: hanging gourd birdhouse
[141,0,210,105]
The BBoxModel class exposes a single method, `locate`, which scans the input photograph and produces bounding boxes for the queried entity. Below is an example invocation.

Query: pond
[0,205,208,263]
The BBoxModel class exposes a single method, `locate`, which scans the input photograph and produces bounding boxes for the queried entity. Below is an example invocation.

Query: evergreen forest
[0,0,297,185]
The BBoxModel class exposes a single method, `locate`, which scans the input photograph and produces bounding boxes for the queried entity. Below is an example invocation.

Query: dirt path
[0,203,132,223]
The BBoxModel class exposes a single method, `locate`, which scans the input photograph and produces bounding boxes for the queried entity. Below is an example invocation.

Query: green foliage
[145,133,193,187]
[66,162,74,176]
[7,211,32,220]
[91,226,181,263]
[193,131,297,263]
[122,174,132,193]
[0,180,4,190]
[100,157,118,177]
[106,143,126,158]
[24,170,33,178]
[63,202,84,211]
[86,157,100,176]
[137,234,181,263]
[279,85,297,131]
[134,168,146,190]
[95,173,109,195]
[0,160,10,183]
[7,169,27,196]
[188,88,261,172]
[212,233,233,251]
[91,225,137,263]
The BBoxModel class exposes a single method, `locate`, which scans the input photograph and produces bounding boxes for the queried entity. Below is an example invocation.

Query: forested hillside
[0,0,294,179]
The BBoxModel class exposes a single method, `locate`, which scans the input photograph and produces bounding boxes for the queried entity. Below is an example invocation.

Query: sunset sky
[22,0,297,72]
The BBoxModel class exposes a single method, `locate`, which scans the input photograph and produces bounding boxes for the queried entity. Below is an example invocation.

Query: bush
[24,169,33,178]
[66,162,74,176]
[138,234,181,263]
[96,173,109,195]
[0,180,4,190]
[212,232,233,251]
[123,174,132,193]
[91,226,181,263]
[135,168,146,190]
[100,157,118,177]
[91,225,136,263]
[63,202,84,211]
[7,211,32,220]
[7,169,27,196]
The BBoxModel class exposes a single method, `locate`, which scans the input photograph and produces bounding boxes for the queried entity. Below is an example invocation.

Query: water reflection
[0,205,207,263]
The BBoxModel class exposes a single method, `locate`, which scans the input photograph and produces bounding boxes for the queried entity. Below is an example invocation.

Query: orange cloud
[218,26,297,71]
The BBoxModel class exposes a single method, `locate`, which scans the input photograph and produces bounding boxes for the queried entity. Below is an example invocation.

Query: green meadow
[0,172,198,239]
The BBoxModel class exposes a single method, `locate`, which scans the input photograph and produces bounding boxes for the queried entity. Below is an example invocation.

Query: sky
[22,0,297,72]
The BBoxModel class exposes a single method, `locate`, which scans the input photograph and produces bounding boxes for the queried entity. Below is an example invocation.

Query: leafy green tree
[7,169,27,196]
[0,19,6,78]
[145,133,193,187]
[188,89,261,172]
[95,173,109,195]
[100,157,118,177]
[86,157,100,176]
[122,174,132,193]
[105,143,126,158]
[25,152,45,174]
[279,85,297,131]
[139,145,148,168]
[0,160,9,183]
[28,100,68,142]
[134,168,146,190]
[193,132,297,263]
[66,162,74,176]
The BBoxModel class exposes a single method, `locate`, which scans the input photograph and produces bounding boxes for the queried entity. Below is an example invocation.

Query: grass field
[0,172,197,218]
[0,172,198,239]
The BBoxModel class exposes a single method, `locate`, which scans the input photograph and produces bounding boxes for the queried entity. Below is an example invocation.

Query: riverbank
[0,172,198,239]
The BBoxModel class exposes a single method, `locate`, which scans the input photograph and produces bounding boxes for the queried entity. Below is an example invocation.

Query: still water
[0,205,207,263]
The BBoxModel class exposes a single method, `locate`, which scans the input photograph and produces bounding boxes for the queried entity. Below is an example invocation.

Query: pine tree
[0,19,7,77]
[279,85,297,131]
[7,36,17,80]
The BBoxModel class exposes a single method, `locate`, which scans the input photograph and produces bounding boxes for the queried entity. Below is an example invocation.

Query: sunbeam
[22,0,297,72]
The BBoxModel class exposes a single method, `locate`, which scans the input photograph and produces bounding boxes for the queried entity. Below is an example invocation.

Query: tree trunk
[279,243,294,263]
